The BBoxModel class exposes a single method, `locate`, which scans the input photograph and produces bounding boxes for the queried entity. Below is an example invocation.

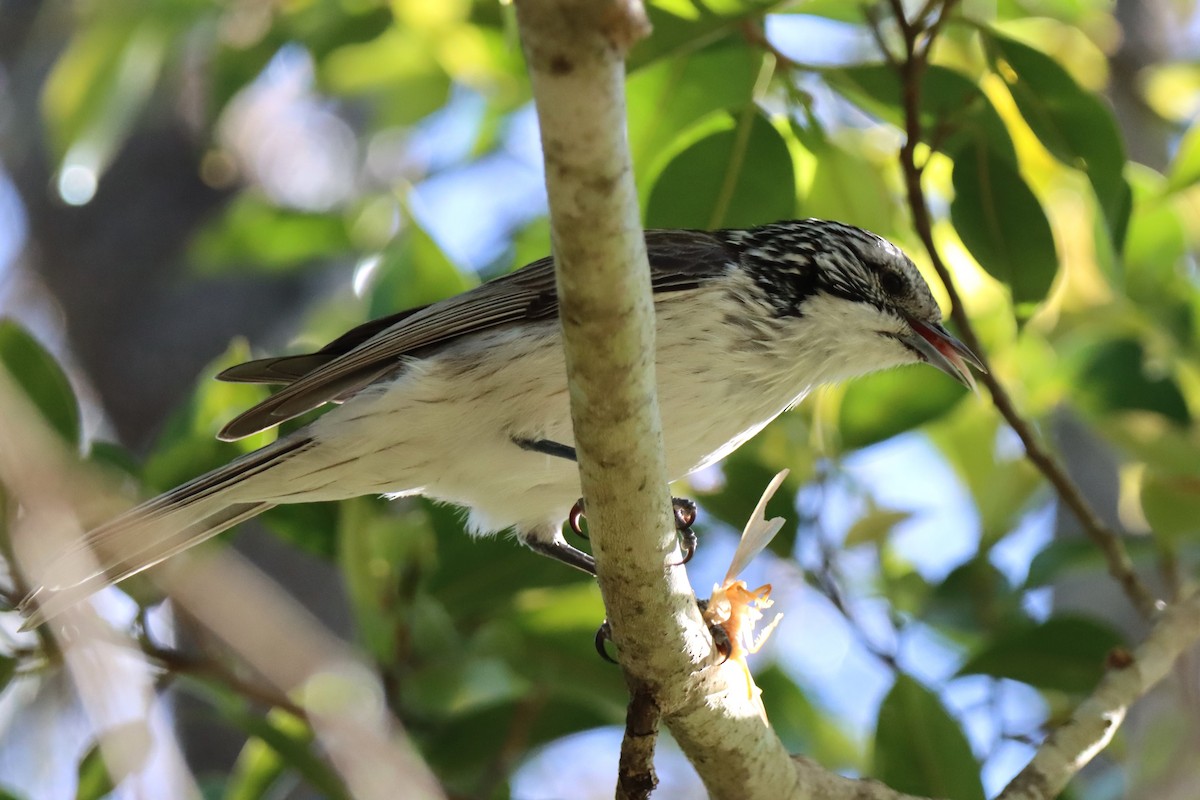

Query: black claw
[672,497,697,530]
[568,498,588,539]
[595,620,617,664]
[669,497,699,567]
[676,528,698,566]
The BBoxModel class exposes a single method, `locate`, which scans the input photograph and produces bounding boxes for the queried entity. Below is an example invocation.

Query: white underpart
[237,271,919,546]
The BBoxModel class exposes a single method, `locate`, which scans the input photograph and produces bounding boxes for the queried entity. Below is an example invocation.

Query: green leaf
[843,506,912,548]
[224,733,287,800]
[75,722,153,800]
[828,64,1016,163]
[1025,537,1161,588]
[0,321,81,446]
[873,674,985,800]
[645,109,796,230]
[143,341,273,492]
[1141,472,1200,540]
[1166,119,1200,192]
[796,131,896,236]
[320,27,452,124]
[0,656,16,693]
[926,407,1043,544]
[190,193,353,274]
[220,708,350,800]
[923,556,1023,636]
[629,0,776,70]
[367,221,474,319]
[1075,339,1190,425]
[260,502,339,561]
[986,32,1130,248]
[42,19,168,179]
[755,667,859,769]
[838,365,966,449]
[958,616,1125,694]
[627,42,763,183]
[950,139,1059,311]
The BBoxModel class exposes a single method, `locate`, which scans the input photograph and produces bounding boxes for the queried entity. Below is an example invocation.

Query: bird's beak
[900,318,985,391]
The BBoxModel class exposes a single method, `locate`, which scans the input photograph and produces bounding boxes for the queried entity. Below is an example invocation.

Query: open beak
[899,318,985,391]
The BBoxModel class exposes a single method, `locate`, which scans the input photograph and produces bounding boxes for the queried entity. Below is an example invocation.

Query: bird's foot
[670,497,698,566]
[568,496,699,566]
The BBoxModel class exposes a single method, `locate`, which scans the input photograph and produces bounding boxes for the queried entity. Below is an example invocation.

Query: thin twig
[880,0,1161,620]
[141,638,309,720]
[616,685,661,800]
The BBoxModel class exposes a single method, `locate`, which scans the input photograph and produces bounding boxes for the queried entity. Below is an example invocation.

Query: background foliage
[1,0,1199,798]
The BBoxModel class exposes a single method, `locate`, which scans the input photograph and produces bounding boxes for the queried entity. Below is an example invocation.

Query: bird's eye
[879,271,906,296]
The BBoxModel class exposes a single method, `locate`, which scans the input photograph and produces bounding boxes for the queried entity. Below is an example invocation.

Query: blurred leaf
[829,64,1016,163]
[873,674,985,800]
[630,0,776,70]
[143,341,272,492]
[321,28,452,124]
[220,708,350,800]
[627,42,763,182]
[368,221,474,318]
[755,667,859,769]
[42,19,167,177]
[926,407,1043,543]
[796,130,895,235]
[838,365,965,449]
[923,556,1022,636]
[0,321,81,446]
[260,502,339,560]
[645,109,796,230]
[339,497,440,666]
[0,656,16,693]
[1166,120,1200,192]
[1141,472,1200,540]
[950,139,1059,312]
[1099,413,1200,477]
[75,745,113,800]
[1025,537,1161,588]
[986,32,1129,247]
[1075,339,1190,425]
[843,506,912,548]
[225,730,286,800]
[958,616,1125,693]
[1122,168,1190,309]
[75,722,152,800]
[190,194,353,273]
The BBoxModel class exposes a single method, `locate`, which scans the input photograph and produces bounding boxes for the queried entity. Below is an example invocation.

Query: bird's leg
[513,437,577,462]
[525,536,596,576]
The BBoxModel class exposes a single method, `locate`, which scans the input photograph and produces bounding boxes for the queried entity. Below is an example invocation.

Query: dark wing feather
[217,229,735,441]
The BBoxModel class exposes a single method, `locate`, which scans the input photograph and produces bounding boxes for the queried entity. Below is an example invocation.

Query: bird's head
[720,219,983,389]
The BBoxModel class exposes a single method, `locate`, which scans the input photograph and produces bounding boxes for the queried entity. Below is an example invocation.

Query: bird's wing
[216,229,735,441]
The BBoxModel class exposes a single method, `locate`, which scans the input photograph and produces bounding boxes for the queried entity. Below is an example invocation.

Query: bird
[18,218,981,628]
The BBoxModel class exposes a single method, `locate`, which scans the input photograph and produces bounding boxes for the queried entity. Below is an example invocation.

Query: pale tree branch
[513,1,800,798]
[997,589,1200,800]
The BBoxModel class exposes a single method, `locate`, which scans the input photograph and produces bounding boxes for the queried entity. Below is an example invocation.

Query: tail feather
[18,435,314,629]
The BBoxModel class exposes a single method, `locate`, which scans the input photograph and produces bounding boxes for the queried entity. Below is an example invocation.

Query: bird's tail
[17,435,314,630]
